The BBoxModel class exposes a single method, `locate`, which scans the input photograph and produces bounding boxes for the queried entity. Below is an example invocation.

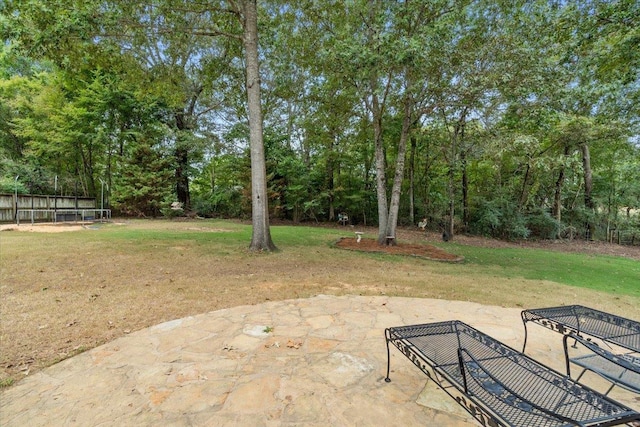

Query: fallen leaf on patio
[286,340,302,349]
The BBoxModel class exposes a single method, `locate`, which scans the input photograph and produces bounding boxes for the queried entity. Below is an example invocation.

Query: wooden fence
[0,193,110,223]
[608,229,640,246]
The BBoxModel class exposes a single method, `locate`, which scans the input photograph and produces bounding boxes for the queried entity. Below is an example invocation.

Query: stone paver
[1,295,638,426]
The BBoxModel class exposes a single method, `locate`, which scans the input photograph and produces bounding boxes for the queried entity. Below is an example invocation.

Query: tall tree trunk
[106,134,113,210]
[383,97,413,245]
[327,125,340,221]
[362,0,390,244]
[408,136,416,227]
[461,150,469,231]
[372,91,388,244]
[518,163,530,211]
[553,145,570,224]
[327,131,335,221]
[581,143,594,240]
[442,109,467,242]
[243,0,276,251]
[422,136,434,223]
[446,164,455,240]
[459,121,469,232]
[175,145,190,209]
[173,85,201,210]
[444,125,459,242]
[553,167,565,222]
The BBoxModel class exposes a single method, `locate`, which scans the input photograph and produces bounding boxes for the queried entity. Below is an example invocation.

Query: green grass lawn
[94,220,639,298]
[8,220,637,298]
[438,243,640,298]
[90,220,343,254]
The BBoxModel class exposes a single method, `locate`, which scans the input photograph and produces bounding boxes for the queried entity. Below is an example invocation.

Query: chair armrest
[457,348,581,426]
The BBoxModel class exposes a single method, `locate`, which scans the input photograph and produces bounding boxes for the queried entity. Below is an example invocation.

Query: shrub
[0,177,27,194]
[526,208,561,239]
[191,185,249,219]
[470,197,530,240]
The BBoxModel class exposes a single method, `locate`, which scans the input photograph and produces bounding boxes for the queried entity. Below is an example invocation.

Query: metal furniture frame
[385,320,640,427]
[563,334,640,395]
[522,305,640,395]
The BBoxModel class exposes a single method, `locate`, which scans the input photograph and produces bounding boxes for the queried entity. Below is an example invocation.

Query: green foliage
[470,202,561,241]
[264,132,317,221]
[470,197,530,240]
[191,152,250,219]
[111,135,174,217]
[562,206,596,240]
[526,208,561,240]
[0,176,27,194]
[2,0,638,245]
[193,186,248,219]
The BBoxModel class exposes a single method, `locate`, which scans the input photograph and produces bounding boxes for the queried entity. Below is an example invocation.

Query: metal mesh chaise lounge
[385,320,640,427]
[522,305,640,395]
[563,333,640,395]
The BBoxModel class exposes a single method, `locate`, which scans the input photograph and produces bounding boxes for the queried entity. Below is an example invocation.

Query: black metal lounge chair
[385,320,640,427]
[522,305,640,395]
[521,305,640,355]
[563,333,640,395]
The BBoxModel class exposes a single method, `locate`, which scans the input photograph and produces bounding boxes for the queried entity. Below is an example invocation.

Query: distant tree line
[1,0,638,243]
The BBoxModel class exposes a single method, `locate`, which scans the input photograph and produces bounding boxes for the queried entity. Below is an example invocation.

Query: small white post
[99,178,104,220]
[54,175,58,223]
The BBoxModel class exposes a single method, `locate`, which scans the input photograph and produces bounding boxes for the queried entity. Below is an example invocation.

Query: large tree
[238,0,277,251]
[4,0,277,249]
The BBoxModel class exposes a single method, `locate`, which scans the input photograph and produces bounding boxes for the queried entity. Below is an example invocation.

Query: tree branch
[192,29,242,40]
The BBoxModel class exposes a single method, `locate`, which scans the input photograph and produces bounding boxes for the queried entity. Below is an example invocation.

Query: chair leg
[384,329,392,383]
[521,319,529,353]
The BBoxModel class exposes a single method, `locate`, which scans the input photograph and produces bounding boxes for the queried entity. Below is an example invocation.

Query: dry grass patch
[1,219,638,388]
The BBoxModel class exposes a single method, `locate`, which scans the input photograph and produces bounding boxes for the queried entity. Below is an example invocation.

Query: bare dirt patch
[0,223,88,233]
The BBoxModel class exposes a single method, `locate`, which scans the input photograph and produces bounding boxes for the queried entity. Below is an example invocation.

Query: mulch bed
[334,237,464,262]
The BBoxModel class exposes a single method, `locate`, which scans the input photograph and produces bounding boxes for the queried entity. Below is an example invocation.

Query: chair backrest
[575,307,640,352]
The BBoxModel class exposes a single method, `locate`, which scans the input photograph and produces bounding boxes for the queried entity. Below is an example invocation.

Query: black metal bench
[522,305,640,395]
[385,320,640,427]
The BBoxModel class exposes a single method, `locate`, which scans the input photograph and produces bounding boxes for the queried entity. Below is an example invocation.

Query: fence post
[54,176,58,223]
[14,175,19,225]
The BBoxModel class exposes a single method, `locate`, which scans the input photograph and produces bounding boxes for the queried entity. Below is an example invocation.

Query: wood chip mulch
[334,237,464,262]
